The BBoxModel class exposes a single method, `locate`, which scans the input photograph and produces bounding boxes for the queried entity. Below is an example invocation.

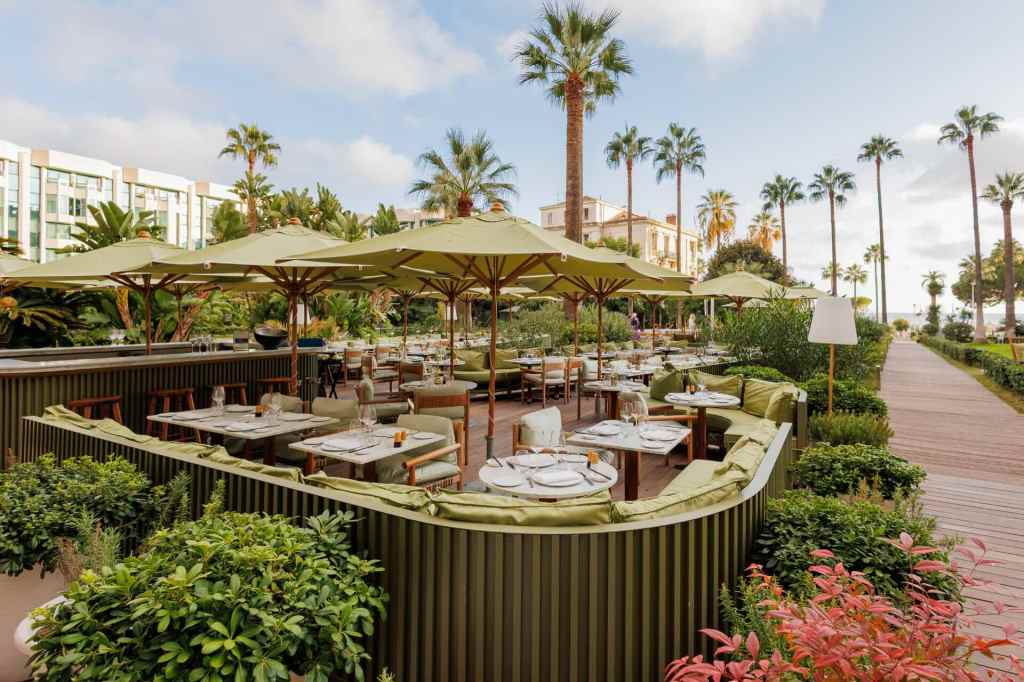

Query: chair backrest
[541,358,565,378]
[400,361,425,383]
[361,354,376,375]
[68,395,123,424]
[311,397,359,426]
[516,406,563,448]
[344,349,363,366]
[260,392,304,413]
[413,385,470,422]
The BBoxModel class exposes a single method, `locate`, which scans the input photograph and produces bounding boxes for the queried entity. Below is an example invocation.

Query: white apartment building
[0,139,237,262]
[538,196,701,276]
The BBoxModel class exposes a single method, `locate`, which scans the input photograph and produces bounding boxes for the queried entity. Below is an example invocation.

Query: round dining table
[663,391,741,461]
[478,453,617,500]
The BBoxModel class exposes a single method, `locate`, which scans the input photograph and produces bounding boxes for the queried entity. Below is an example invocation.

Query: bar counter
[0,344,319,459]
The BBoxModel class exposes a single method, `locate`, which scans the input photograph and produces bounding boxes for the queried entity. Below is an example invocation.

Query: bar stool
[256,377,291,397]
[68,395,124,423]
[211,382,248,406]
[146,388,200,442]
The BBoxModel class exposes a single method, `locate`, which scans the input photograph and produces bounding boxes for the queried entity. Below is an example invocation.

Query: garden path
[881,340,1024,672]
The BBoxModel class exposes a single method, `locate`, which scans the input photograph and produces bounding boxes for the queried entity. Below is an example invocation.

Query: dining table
[662,391,741,462]
[583,378,648,419]
[289,425,446,480]
[478,450,618,500]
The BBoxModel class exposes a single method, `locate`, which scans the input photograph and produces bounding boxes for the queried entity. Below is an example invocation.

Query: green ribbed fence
[18,417,791,682]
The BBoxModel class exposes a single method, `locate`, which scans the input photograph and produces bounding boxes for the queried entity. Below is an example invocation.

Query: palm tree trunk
[564,78,584,243]
[967,138,986,341]
[779,199,788,278]
[626,161,633,317]
[875,158,889,323]
[247,156,257,235]
[456,194,473,218]
[828,192,838,296]
[1001,200,1016,340]
[675,163,683,328]
[873,259,879,322]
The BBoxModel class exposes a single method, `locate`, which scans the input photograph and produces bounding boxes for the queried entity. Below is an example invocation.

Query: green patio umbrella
[0,254,32,294]
[288,205,651,456]
[785,285,830,300]
[690,270,787,312]
[6,233,190,353]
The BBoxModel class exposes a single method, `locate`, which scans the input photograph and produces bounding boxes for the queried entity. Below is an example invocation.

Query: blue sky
[3,0,1024,314]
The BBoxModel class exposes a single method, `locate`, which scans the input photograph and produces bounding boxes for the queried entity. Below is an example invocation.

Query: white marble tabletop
[147,407,338,441]
[566,419,690,455]
[478,454,617,499]
[663,391,741,409]
[289,426,446,465]
[584,380,648,393]
[399,379,477,392]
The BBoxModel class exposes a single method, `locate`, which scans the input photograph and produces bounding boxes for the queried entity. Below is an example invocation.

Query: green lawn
[966,342,1013,359]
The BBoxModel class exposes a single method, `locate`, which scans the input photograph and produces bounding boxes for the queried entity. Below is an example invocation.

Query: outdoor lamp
[808,296,858,414]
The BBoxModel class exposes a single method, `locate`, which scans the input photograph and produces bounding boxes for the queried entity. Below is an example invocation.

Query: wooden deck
[881,341,1024,671]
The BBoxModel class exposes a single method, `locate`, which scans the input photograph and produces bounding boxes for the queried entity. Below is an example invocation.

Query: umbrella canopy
[690,270,785,301]
[785,285,830,300]
[288,206,654,455]
[618,288,695,350]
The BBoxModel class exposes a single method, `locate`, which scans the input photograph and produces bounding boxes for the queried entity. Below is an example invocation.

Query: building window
[67,197,85,217]
[75,174,89,188]
[583,207,590,220]
[46,194,57,214]
[46,222,73,240]
[546,212,552,225]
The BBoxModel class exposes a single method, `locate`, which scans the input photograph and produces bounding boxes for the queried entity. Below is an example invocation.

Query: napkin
[534,470,581,486]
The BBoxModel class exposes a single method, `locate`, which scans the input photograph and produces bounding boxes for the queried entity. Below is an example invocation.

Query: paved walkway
[881,340,1024,672]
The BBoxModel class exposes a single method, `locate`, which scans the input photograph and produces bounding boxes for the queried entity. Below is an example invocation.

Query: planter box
[0,566,65,681]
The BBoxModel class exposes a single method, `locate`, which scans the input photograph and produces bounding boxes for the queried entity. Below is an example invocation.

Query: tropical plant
[843,263,868,299]
[667,539,1023,681]
[58,201,157,254]
[801,373,888,415]
[704,240,786,283]
[409,128,517,217]
[981,171,1024,340]
[218,123,281,234]
[858,135,902,323]
[921,270,945,309]
[746,211,780,253]
[31,507,388,682]
[654,124,705,273]
[793,443,923,498]
[515,1,632,241]
[209,201,247,244]
[308,183,346,233]
[808,410,893,446]
[808,165,856,295]
[266,187,315,227]
[950,240,1024,309]
[697,190,737,251]
[329,211,367,242]
[605,124,653,254]
[0,292,78,343]
[941,318,973,343]
[585,235,639,257]
[892,318,909,332]
[820,261,839,285]
[759,175,804,273]
[369,203,402,236]
[938,105,1003,341]
[863,243,884,321]
[231,171,273,231]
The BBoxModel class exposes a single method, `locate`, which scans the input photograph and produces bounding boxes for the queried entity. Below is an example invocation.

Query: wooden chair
[619,391,697,466]
[565,357,584,405]
[362,354,397,392]
[256,377,291,397]
[399,360,425,386]
[342,349,364,383]
[399,417,466,490]
[68,395,123,423]
[146,388,201,442]
[211,382,247,406]
[521,358,567,407]
[413,384,471,455]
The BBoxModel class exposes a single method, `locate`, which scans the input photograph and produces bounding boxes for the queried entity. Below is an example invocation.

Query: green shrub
[941,320,973,343]
[920,335,1024,396]
[754,490,953,601]
[809,410,893,446]
[799,373,888,415]
[31,508,388,682]
[724,364,793,383]
[719,574,790,659]
[792,443,924,498]
[0,455,157,576]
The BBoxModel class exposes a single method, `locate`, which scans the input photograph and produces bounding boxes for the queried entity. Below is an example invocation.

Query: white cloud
[581,0,825,61]
[497,30,527,60]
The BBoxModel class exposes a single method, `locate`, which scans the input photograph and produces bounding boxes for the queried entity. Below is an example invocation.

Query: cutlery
[587,462,612,481]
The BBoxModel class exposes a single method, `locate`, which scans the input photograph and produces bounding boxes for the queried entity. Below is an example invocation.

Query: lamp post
[808,297,858,414]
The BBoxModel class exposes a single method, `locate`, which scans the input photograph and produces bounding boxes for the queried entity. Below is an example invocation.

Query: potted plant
[30,488,388,682]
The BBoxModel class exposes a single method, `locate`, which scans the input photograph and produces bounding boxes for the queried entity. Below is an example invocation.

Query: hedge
[920,335,1024,396]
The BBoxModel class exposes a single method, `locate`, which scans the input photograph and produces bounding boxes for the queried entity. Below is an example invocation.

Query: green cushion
[235,460,303,482]
[604,342,619,351]
[649,369,683,401]
[156,441,223,458]
[431,490,612,526]
[714,440,766,477]
[453,368,519,385]
[705,407,765,449]
[519,406,562,447]
[764,384,799,424]
[455,349,485,371]
[688,370,742,399]
[662,460,718,495]
[494,348,520,370]
[742,378,783,418]
[302,471,431,511]
[611,475,745,523]
[746,419,780,447]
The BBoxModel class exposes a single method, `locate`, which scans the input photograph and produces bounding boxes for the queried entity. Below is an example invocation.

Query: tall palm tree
[605,125,653,254]
[759,175,804,275]
[747,211,781,252]
[409,128,517,218]
[981,171,1024,340]
[857,135,902,324]
[515,2,632,242]
[654,124,705,272]
[864,243,884,321]
[231,171,274,231]
[938,105,1003,341]
[58,201,158,253]
[808,165,856,295]
[697,190,737,252]
[821,262,839,285]
[843,263,868,300]
[922,270,945,309]
[218,124,281,234]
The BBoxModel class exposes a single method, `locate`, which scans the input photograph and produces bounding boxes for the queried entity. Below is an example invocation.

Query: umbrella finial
[490,201,504,213]
[287,217,302,225]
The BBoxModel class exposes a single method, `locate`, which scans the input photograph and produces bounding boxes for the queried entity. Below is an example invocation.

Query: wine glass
[359,404,377,434]
[211,385,225,416]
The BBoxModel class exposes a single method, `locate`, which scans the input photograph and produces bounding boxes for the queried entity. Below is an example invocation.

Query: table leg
[623,450,640,501]
[261,438,276,466]
[608,392,620,420]
[695,406,707,459]
[304,453,315,476]
[362,461,378,482]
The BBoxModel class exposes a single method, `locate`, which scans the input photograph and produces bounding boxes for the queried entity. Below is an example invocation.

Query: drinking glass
[266,402,281,425]
[211,385,225,416]
[359,404,377,434]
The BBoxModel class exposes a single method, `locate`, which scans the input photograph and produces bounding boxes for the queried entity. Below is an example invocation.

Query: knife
[587,462,612,481]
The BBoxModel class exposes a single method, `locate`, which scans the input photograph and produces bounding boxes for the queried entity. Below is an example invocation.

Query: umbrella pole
[487,287,497,458]
[402,296,409,348]
[289,291,299,397]
[573,297,580,356]
[175,290,183,342]
[448,296,455,380]
[597,297,604,379]
[144,275,153,355]
[302,294,309,335]
[652,298,657,351]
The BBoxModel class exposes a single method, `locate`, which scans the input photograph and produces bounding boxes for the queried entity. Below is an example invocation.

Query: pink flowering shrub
[666,535,1023,681]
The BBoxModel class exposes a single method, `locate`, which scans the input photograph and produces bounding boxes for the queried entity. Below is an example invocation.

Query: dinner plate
[561,453,589,463]
[533,470,584,487]
[374,426,401,437]
[323,435,374,451]
[226,422,259,432]
[509,453,555,468]
[589,423,622,436]
[641,428,681,442]
[302,437,325,446]
[225,404,251,413]
[489,472,525,488]
[412,432,435,440]
[279,413,309,422]
[308,416,332,423]
[171,411,204,421]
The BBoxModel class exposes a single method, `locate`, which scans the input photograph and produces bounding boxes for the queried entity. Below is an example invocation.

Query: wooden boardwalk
[881,341,1024,671]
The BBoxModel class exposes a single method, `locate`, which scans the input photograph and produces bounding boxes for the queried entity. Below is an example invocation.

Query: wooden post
[289,291,299,397]
[827,343,835,414]
[487,284,498,458]
[597,296,604,379]
[143,274,153,355]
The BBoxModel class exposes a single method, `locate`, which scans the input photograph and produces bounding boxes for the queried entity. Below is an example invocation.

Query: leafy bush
[799,373,888,415]
[753,490,952,601]
[31,507,388,682]
[723,364,793,383]
[668,538,1024,681]
[577,303,631,344]
[704,240,787,283]
[942,319,973,343]
[498,301,568,349]
[921,335,1024,396]
[0,455,157,576]
[808,410,893,445]
[792,443,924,498]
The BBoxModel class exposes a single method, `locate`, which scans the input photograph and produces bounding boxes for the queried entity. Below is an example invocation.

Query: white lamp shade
[808,297,858,345]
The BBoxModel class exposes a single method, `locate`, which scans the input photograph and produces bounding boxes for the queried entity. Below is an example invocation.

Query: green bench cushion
[455,349,486,371]
[453,368,520,385]
[611,473,745,523]
[431,490,612,526]
[688,370,742,399]
[705,407,765,449]
[714,440,766,477]
[200,448,302,482]
[765,384,799,424]
[649,369,683,401]
[741,378,780,418]
[662,460,719,495]
[494,348,520,370]
[302,471,431,511]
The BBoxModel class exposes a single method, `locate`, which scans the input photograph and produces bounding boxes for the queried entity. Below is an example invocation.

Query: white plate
[302,437,325,446]
[225,404,251,413]
[590,423,622,436]
[641,428,681,442]
[226,422,259,432]
[509,453,555,468]
[412,432,436,440]
[561,453,588,463]
[323,435,374,451]
[533,470,584,487]
[279,413,310,422]
[489,472,525,488]
[171,411,204,421]
[308,416,332,423]
[374,426,401,437]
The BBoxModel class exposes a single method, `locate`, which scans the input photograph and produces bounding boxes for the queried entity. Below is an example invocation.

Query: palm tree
[938,105,1003,341]
[515,2,632,242]
[922,270,945,309]
[408,128,517,217]
[327,212,367,242]
[219,124,281,234]
[605,125,653,254]
[821,262,839,285]
[697,190,737,251]
[857,135,902,323]
[59,201,158,253]
[864,243,884,321]
[843,263,868,300]
[266,188,315,227]
[981,171,1024,340]
[369,204,401,236]
[759,175,804,274]
[808,165,856,295]
[209,203,247,244]
[654,124,705,272]
[231,171,274,231]
[747,211,781,252]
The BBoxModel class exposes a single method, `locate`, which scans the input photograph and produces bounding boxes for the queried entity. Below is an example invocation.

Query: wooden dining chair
[399,360,425,386]
[342,349,364,383]
[211,382,248,406]
[413,384,471,455]
[145,388,201,442]
[521,358,566,407]
[256,377,291,397]
[68,395,123,424]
